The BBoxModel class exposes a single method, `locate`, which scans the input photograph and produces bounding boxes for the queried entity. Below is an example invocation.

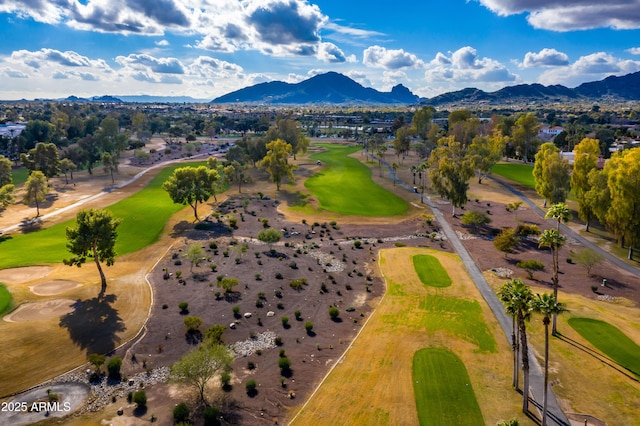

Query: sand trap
[0,266,52,284]
[30,280,82,296]
[3,299,75,322]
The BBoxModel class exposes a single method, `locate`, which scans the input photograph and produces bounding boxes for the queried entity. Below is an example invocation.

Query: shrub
[205,324,226,344]
[516,259,545,279]
[460,211,491,230]
[132,390,147,408]
[329,306,340,320]
[278,357,292,373]
[173,403,190,423]
[281,316,289,327]
[232,306,241,318]
[494,228,519,257]
[178,302,189,313]
[289,278,307,291]
[304,321,314,333]
[217,277,239,293]
[514,223,540,236]
[220,372,231,389]
[294,310,302,320]
[275,272,283,280]
[353,240,362,249]
[229,217,238,228]
[183,316,203,333]
[394,242,406,247]
[107,356,122,380]
[203,406,220,426]
[573,248,605,276]
[245,379,257,395]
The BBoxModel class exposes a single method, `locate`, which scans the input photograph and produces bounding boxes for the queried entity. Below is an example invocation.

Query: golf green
[305,144,408,216]
[413,348,484,425]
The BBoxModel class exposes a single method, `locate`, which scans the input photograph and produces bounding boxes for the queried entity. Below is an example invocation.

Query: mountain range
[38,70,640,106]
[211,71,640,106]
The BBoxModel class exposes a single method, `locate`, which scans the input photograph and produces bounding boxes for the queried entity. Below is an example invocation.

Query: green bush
[203,406,220,426]
[516,259,545,279]
[460,211,491,229]
[178,302,189,313]
[281,316,289,327]
[245,379,257,395]
[278,357,292,373]
[514,223,540,236]
[173,403,190,423]
[107,356,122,380]
[304,321,314,333]
[132,390,147,408]
[183,316,203,333]
[329,306,340,320]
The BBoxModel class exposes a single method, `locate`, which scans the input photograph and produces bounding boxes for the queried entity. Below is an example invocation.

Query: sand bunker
[3,299,75,322]
[30,280,82,296]
[0,266,52,284]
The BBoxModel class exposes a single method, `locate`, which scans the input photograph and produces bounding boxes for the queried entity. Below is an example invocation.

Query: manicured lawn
[305,144,408,216]
[491,163,535,188]
[568,317,640,377]
[413,348,485,426]
[0,162,206,268]
[0,283,12,315]
[11,167,29,186]
[413,254,452,288]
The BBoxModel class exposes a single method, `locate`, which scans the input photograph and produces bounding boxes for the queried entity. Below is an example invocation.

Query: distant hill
[211,72,420,105]
[424,71,640,106]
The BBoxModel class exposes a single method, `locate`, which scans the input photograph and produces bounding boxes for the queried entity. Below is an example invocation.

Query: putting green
[491,163,535,188]
[568,317,640,377]
[413,348,484,425]
[413,254,452,288]
[0,162,207,268]
[305,144,408,216]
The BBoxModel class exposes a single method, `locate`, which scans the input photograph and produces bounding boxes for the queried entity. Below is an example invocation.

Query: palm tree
[532,293,567,426]
[499,279,534,413]
[546,202,571,231]
[538,228,566,335]
[498,280,520,390]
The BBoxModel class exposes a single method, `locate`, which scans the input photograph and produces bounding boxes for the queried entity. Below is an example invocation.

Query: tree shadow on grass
[59,293,126,356]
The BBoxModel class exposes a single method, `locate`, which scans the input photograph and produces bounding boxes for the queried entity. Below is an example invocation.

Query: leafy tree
[258,139,297,190]
[428,135,474,216]
[494,228,518,257]
[206,157,227,203]
[467,130,506,183]
[64,208,122,293]
[204,324,226,345]
[0,183,14,213]
[163,166,217,221]
[393,127,411,162]
[498,279,534,414]
[258,227,281,251]
[533,143,571,206]
[506,201,523,221]
[78,135,101,174]
[95,115,128,156]
[101,151,119,184]
[511,113,540,162]
[263,118,309,159]
[0,155,12,187]
[582,168,610,233]
[88,353,106,374]
[20,142,60,178]
[603,148,640,259]
[225,160,250,193]
[532,293,567,426]
[23,170,49,217]
[107,356,122,380]
[572,248,604,276]
[572,138,600,230]
[59,158,77,184]
[170,344,233,404]
[132,390,147,408]
[411,105,435,141]
[186,243,204,273]
[183,316,203,333]
[538,228,566,335]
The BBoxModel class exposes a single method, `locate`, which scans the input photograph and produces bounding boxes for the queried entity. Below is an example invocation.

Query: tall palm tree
[499,279,534,413]
[532,293,568,426]
[546,202,571,231]
[498,280,520,390]
[538,228,566,335]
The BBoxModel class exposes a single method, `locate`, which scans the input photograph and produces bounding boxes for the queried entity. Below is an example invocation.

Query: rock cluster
[230,331,277,357]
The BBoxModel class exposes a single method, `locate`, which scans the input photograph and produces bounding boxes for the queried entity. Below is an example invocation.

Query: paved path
[382,157,570,425]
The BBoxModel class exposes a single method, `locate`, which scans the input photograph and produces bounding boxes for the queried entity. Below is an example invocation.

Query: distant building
[539,125,564,136]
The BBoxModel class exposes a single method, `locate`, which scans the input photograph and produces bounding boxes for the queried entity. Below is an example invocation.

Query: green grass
[305,144,408,216]
[413,254,452,288]
[491,163,535,188]
[0,283,12,315]
[568,317,640,377]
[0,162,206,269]
[11,167,29,186]
[413,348,485,426]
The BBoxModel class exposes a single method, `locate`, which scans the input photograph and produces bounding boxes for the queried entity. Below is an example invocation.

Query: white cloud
[381,70,407,90]
[115,54,185,74]
[363,45,425,70]
[477,0,640,31]
[425,46,517,84]
[522,48,570,68]
[538,52,640,86]
[2,68,29,79]
[155,40,170,46]
[627,47,640,55]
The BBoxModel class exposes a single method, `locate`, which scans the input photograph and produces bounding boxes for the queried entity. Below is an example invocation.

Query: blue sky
[1,0,640,100]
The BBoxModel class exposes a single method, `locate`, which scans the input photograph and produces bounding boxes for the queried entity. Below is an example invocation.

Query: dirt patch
[3,299,76,322]
[30,280,83,296]
[0,266,52,284]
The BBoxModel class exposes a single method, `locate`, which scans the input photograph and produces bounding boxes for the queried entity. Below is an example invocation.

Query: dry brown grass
[289,248,533,426]
[484,272,640,425]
